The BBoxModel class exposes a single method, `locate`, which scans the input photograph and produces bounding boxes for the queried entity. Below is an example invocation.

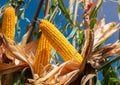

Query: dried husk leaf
[0,35,34,76]
[19,31,29,46]
[80,28,94,75]
[22,39,38,55]
[80,74,96,85]
[0,33,40,79]
[88,40,120,69]
[93,19,120,48]
[93,40,120,58]
[32,60,81,85]
[21,39,39,64]
[0,46,5,63]
[0,62,28,75]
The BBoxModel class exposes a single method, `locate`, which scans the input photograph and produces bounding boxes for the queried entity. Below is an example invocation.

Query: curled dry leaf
[0,62,28,75]
[22,39,38,55]
[80,74,96,85]
[3,38,30,64]
[0,34,39,78]
[21,39,39,64]
[32,60,81,85]
[0,45,5,63]
[93,40,120,58]
[19,31,30,46]
[81,28,94,75]
[0,35,34,76]
[88,40,120,69]
[93,18,120,48]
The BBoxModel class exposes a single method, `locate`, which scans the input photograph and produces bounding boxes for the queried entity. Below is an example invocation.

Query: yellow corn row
[33,34,52,75]
[1,6,15,44]
[39,20,83,63]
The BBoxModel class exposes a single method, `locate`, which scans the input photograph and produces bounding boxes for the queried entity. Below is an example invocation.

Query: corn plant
[0,0,120,85]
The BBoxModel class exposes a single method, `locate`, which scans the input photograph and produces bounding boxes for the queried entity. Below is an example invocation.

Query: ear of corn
[39,20,83,63]
[33,34,52,75]
[1,6,15,44]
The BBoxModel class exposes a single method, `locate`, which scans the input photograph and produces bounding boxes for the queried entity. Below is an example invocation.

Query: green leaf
[95,79,101,85]
[51,0,58,7]
[58,0,73,26]
[119,28,120,39]
[61,22,70,33]
[118,0,120,19]
[101,56,120,69]
[90,0,103,29]
[49,0,58,14]
[77,30,84,53]
[17,0,25,5]
[20,67,28,84]
[16,20,21,38]
[67,27,78,40]
[49,6,58,23]
[101,63,119,85]
[90,18,97,29]
[109,77,119,83]
[18,0,31,20]
[21,12,25,20]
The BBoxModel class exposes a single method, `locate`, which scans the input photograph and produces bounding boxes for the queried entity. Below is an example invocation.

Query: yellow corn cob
[39,20,83,63]
[1,6,15,44]
[33,34,52,75]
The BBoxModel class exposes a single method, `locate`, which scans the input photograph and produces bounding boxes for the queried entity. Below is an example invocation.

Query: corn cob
[1,6,15,44]
[33,34,52,75]
[39,20,83,63]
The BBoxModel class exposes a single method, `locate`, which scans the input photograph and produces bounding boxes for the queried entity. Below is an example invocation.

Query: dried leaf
[0,62,28,75]
[93,40,120,58]
[22,39,38,55]
[19,25,35,46]
[93,19,120,48]
[81,74,96,85]
[21,39,39,64]
[33,60,81,85]
[81,28,94,73]
[1,35,34,76]
[0,46,5,63]
[88,40,120,69]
